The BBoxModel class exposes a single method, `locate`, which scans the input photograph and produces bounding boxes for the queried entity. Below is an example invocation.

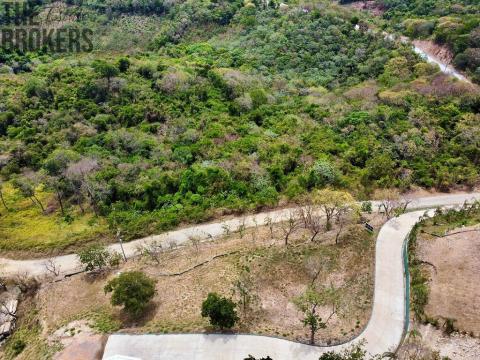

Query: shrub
[78,244,111,272]
[11,339,26,356]
[361,201,372,214]
[444,318,457,335]
[104,271,156,316]
[118,58,131,72]
[201,292,239,329]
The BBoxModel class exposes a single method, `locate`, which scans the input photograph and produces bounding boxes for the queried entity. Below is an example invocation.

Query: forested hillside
[0,0,479,252]
[341,0,480,82]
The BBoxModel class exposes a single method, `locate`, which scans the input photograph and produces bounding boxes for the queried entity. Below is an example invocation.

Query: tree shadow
[82,269,112,284]
[118,301,159,328]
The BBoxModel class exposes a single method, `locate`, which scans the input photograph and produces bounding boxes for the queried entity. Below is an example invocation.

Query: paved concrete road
[1,193,479,279]
[100,193,480,360]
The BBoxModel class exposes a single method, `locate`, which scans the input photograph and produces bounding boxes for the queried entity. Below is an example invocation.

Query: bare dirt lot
[1,214,382,359]
[344,0,385,17]
[418,225,480,336]
[399,323,480,360]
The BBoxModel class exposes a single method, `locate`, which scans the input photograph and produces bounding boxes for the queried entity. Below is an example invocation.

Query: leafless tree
[249,218,259,244]
[0,277,6,292]
[334,208,360,244]
[264,216,275,239]
[232,267,257,316]
[298,205,323,242]
[11,272,39,293]
[237,218,246,238]
[137,239,164,265]
[189,236,201,254]
[280,211,301,246]
[43,258,61,277]
[376,189,412,219]
[0,180,9,211]
[66,158,102,215]
[222,223,231,236]
[44,175,67,216]
[396,329,433,360]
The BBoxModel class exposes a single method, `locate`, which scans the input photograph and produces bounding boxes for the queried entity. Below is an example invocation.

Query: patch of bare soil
[344,1,385,17]
[419,323,480,360]
[412,40,454,66]
[399,323,480,360]
[50,320,106,360]
[404,186,479,199]
[30,214,381,355]
[418,225,480,336]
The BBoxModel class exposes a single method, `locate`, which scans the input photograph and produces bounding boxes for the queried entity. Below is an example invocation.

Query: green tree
[294,285,341,345]
[311,189,356,231]
[93,60,119,91]
[201,292,239,329]
[78,244,111,272]
[118,57,131,73]
[104,271,156,316]
[319,344,370,359]
[11,176,45,213]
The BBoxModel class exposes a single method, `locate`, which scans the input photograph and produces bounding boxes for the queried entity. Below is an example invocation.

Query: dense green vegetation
[0,0,479,253]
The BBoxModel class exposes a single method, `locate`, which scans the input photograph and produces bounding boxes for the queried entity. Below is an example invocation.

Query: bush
[11,339,26,356]
[104,271,156,316]
[78,244,111,272]
[318,344,368,359]
[361,201,372,214]
[108,251,123,267]
[118,58,130,72]
[444,318,457,335]
[305,159,339,189]
[201,292,239,329]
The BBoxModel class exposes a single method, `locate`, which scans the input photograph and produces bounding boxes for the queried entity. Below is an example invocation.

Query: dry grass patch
[417,224,480,336]
[0,182,110,259]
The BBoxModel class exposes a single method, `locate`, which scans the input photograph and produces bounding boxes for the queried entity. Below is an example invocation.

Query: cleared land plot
[1,215,382,359]
[418,224,480,336]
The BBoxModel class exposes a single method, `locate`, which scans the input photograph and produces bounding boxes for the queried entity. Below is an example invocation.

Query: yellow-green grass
[0,182,111,258]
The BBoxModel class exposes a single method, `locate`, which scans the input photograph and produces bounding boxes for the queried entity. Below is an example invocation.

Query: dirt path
[410,39,470,83]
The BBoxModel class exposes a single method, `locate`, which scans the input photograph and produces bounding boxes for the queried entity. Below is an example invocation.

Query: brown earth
[344,1,385,17]
[399,323,480,360]
[412,39,455,66]
[418,225,480,336]
[51,321,106,360]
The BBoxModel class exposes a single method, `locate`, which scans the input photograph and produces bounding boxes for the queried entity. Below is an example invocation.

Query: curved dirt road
[100,193,480,359]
